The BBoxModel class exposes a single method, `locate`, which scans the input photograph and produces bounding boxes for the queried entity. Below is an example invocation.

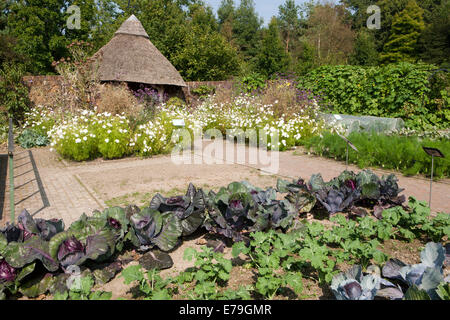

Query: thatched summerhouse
[91,15,186,100]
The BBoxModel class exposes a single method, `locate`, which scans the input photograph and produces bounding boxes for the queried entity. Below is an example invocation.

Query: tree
[217,0,235,43]
[218,0,235,25]
[380,0,425,63]
[6,0,66,74]
[295,41,317,75]
[375,0,441,51]
[188,2,218,31]
[304,3,355,66]
[419,0,450,66]
[145,1,239,81]
[256,17,289,78]
[277,0,302,54]
[340,0,376,30]
[172,24,240,81]
[350,29,379,65]
[0,35,28,67]
[0,62,31,122]
[232,0,263,65]
[5,0,100,74]
[411,0,444,24]
[89,0,123,51]
[376,0,409,50]
[64,0,98,42]
[0,0,11,31]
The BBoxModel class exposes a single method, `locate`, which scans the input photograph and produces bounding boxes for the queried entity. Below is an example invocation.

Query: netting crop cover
[319,113,405,134]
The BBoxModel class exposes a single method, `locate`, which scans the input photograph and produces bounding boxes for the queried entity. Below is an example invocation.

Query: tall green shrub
[256,17,289,78]
[380,0,425,64]
[350,30,379,66]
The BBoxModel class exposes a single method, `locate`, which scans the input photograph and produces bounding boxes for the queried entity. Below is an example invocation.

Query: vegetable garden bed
[0,169,448,300]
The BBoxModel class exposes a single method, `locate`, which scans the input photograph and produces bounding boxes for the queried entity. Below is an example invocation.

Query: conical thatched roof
[92,15,186,87]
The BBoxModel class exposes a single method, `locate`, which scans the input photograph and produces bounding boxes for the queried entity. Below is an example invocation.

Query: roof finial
[128,14,138,21]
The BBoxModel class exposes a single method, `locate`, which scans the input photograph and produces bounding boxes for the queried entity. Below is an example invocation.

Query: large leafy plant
[243,182,298,231]
[378,242,449,300]
[49,228,116,269]
[0,210,65,298]
[150,183,206,236]
[203,182,257,242]
[298,63,448,129]
[0,210,64,272]
[331,265,381,300]
[91,207,134,251]
[129,207,183,252]
[283,170,407,217]
[276,178,316,213]
[17,129,50,149]
[308,172,362,215]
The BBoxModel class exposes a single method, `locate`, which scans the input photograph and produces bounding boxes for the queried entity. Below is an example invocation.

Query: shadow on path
[28,150,50,216]
[0,150,50,222]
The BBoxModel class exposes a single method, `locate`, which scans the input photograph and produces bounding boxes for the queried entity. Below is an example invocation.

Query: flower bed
[22,95,332,161]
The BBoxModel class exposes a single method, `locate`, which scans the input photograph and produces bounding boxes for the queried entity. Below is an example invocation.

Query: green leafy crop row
[304,131,450,179]
[122,197,448,300]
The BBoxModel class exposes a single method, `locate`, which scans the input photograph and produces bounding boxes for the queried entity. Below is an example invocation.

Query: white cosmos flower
[105,138,109,143]
[115,139,119,143]
[75,138,81,143]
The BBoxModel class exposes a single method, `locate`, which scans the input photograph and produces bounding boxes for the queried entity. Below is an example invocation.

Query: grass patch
[105,187,187,207]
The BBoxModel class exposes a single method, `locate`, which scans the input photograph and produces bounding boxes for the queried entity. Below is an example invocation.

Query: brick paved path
[0,147,104,226]
[0,145,448,227]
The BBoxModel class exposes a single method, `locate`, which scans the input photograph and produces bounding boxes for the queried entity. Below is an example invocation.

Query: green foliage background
[1,0,449,80]
[298,63,450,129]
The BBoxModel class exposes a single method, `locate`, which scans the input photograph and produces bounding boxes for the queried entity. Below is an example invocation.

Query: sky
[204,0,311,25]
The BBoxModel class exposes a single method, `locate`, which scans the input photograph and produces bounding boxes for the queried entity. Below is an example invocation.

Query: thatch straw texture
[92,15,186,87]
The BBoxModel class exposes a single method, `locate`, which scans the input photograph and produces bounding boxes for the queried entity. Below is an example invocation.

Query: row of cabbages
[23,95,339,161]
[0,169,409,299]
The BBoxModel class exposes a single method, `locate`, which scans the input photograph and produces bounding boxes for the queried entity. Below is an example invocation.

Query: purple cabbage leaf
[331,265,381,300]
[379,242,448,300]
[203,182,257,242]
[129,207,183,252]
